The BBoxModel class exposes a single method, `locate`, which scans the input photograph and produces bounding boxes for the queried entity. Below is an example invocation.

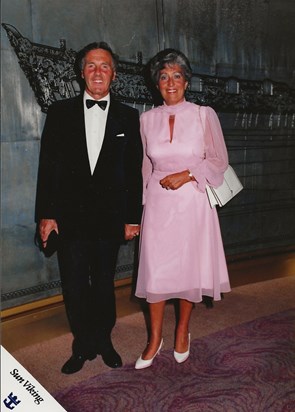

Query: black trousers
[57,237,120,358]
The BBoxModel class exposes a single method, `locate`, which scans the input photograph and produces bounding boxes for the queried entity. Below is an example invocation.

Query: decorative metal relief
[2,23,153,112]
[2,23,78,112]
[2,23,295,117]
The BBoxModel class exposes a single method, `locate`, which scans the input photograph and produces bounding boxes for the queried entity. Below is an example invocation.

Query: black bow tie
[86,99,107,110]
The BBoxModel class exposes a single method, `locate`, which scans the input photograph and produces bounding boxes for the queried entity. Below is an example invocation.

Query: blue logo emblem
[3,393,21,410]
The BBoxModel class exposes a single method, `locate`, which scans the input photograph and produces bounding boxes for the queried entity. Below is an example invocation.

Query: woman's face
[157,63,188,106]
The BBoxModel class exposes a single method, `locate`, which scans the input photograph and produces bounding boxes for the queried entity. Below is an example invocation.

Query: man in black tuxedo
[35,42,143,374]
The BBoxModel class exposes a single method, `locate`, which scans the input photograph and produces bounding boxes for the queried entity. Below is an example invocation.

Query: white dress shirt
[84,91,110,174]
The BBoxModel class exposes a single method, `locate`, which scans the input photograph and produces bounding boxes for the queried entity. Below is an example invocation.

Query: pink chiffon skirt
[135,170,231,303]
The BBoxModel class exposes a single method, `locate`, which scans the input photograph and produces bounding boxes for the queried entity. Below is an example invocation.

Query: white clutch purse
[206,165,243,208]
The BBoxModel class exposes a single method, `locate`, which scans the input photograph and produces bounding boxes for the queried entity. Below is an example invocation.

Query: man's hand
[39,219,59,248]
[125,224,140,241]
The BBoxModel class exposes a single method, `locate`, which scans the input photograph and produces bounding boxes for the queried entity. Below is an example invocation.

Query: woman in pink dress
[135,49,231,369]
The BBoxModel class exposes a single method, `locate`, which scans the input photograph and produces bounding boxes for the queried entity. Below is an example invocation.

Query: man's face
[81,48,116,99]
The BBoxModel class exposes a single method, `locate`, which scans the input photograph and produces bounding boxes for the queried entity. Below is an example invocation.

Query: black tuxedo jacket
[35,94,143,241]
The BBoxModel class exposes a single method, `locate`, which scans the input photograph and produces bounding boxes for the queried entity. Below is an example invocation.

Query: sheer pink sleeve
[140,116,153,205]
[190,106,228,192]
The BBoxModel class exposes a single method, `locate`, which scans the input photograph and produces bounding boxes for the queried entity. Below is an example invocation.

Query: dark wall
[164,0,295,85]
[1,0,295,310]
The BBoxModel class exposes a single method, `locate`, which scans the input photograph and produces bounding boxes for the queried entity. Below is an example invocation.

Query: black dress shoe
[61,354,96,374]
[100,346,122,368]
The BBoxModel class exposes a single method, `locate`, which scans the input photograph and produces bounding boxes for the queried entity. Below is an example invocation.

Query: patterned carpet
[54,308,295,412]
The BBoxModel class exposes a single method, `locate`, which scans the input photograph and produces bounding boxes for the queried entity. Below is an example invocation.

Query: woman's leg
[141,301,166,360]
[175,299,193,353]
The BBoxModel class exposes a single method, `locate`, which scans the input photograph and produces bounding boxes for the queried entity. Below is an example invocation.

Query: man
[35,42,142,374]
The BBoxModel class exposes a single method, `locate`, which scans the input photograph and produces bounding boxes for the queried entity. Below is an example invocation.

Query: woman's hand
[160,170,194,190]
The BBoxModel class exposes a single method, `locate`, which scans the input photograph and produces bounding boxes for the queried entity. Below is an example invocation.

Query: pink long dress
[135,100,231,303]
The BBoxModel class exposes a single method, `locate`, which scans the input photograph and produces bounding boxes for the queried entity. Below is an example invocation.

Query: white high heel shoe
[174,333,190,364]
[135,339,164,370]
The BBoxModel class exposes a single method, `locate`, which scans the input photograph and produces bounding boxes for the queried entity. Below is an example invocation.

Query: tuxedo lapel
[71,96,92,175]
[93,98,123,175]
[102,99,122,149]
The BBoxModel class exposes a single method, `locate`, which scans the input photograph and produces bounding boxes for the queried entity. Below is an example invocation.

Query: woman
[135,49,231,369]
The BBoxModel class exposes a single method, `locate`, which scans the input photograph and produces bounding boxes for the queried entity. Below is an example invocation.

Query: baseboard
[1,277,132,321]
[226,244,295,263]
